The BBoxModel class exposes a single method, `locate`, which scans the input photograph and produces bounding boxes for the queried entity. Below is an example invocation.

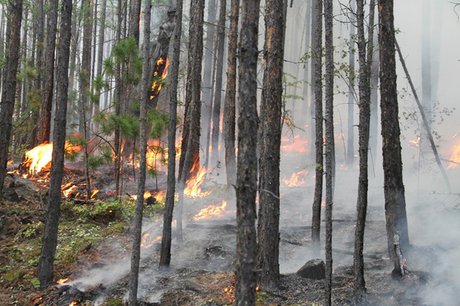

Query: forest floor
[1,168,459,305]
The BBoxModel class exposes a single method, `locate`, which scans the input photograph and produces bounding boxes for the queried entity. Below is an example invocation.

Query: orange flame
[281,135,308,154]
[69,301,78,306]
[150,57,170,100]
[57,278,69,284]
[184,167,210,198]
[141,233,162,248]
[448,141,460,169]
[193,201,227,221]
[23,142,82,176]
[282,169,308,187]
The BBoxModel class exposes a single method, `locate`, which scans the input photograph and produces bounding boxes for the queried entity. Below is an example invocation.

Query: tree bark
[210,0,227,168]
[353,0,375,300]
[257,0,285,290]
[324,0,334,304]
[93,0,107,129]
[310,0,323,252]
[128,2,151,304]
[223,0,240,188]
[378,0,410,276]
[37,0,58,144]
[160,0,182,267]
[235,1,260,304]
[0,0,23,197]
[346,1,356,167]
[37,0,72,287]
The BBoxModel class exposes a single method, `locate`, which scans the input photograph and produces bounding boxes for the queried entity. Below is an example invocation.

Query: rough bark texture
[353,0,375,300]
[93,0,107,125]
[37,0,72,287]
[160,0,182,267]
[210,0,227,168]
[256,0,285,290]
[223,0,240,188]
[310,0,323,251]
[324,0,334,304]
[128,2,151,304]
[378,0,410,275]
[128,0,142,44]
[0,0,23,197]
[235,1,260,304]
[369,29,379,159]
[37,0,58,144]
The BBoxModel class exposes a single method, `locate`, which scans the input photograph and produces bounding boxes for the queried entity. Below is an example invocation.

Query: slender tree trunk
[37,0,58,144]
[201,0,217,169]
[353,0,375,300]
[303,0,312,133]
[369,29,379,161]
[128,0,142,44]
[223,0,239,188]
[67,0,82,127]
[378,0,410,276]
[0,0,23,197]
[128,2,151,304]
[324,0,334,304]
[37,0,72,287]
[346,1,356,166]
[160,0,182,267]
[210,0,227,168]
[310,0,323,252]
[176,0,205,241]
[93,0,107,130]
[257,0,285,290]
[235,1,260,304]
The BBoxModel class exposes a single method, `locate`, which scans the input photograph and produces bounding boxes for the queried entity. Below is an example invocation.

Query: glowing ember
[193,201,227,221]
[23,142,82,176]
[184,167,211,198]
[141,233,162,249]
[57,278,69,284]
[69,301,78,306]
[281,135,308,154]
[448,141,460,169]
[282,169,308,187]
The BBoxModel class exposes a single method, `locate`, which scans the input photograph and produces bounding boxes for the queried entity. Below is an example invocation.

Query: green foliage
[104,298,124,306]
[111,37,143,85]
[30,277,41,289]
[100,113,139,138]
[20,222,43,239]
[148,109,169,138]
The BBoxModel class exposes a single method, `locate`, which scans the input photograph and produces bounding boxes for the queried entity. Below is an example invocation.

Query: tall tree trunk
[68,0,82,127]
[37,0,72,287]
[176,0,205,241]
[369,29,379,162]
[37,0,58,144]
[303,0,312,135]
[210,0,227,168]
[310,0,323,252]
[93,0,107,129]
[201,0,217,169]
[223,0,239,188]
[235,0,260,304]
[160,0,182,267]
[353,0,375,300]
[257,0,285,290]
[128,0,142,44]
[346,1,356,167]
[324,0,334,304]
[0,0,23,197]
[128,2,151,304]
[378,0,410,276]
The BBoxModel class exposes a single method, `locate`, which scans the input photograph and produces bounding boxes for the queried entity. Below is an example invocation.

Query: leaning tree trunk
[160,0,183,267]
[378,0,410,277]
[310,0,323,252]
[223,0,240,188]
[37,0,72,287]
[128,2,151,304]
[353,0,375,300]
[235,1,260,304]
[324,0,334,304]
[0,0,23,198]
[257,0,285,290]
[37,0,58,144]
[210,0,227,168]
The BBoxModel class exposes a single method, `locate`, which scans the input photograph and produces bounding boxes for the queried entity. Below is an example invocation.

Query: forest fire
[448,141,460,168]
[282,169,308,187]
[281,134,308,154]
[193,201,227,221]
[23,142,82,176]
[149,56,170,101]
[141,233,162,248]
[184,167,210,198]
[57,278,69,285]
